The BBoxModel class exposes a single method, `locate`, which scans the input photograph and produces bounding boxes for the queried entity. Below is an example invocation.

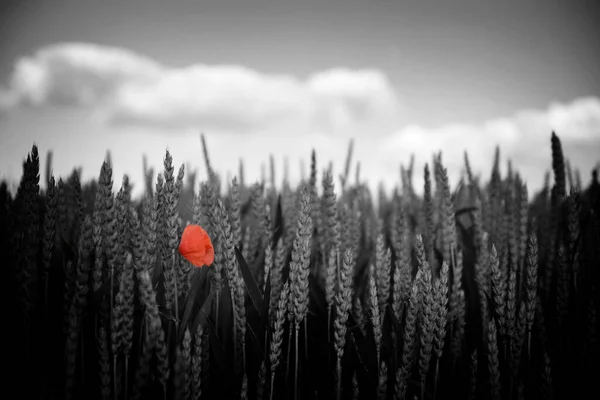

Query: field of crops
[2,132,599,400]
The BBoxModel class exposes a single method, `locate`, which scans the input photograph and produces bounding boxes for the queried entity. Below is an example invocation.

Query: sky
[0,0,599,199]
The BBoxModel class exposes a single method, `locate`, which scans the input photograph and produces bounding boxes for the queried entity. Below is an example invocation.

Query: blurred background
[0,0,599,199]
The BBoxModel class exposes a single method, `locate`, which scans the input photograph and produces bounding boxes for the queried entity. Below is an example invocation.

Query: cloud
[1,42,598,200]
[377,96,600,195]
[0,85,19,113]
[1,42,402,134]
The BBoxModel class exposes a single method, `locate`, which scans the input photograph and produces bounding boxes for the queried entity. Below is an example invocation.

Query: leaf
[246,315,266,361]
[243,286,269,362]
[158,307,177,323]
[190,290,214,335]
[178,267,210,340]
[217,278,234,345]
[347,314,376,374]
[347,321,367,334]
[349,332,376,387]
[234,246,264,319]
[236,246,273,359]
[252,246,266,282]
[193,301,226,370]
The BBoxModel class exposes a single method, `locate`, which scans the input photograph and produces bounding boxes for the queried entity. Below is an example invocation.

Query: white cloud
[1,42,598,201]
[377,96,600,196]
[0,85,19,111]
[1,42,402,134]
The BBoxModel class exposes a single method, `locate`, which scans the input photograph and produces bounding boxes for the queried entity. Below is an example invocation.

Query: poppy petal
[185,249,207,267]
[179,229,206,257]
[204,240,215,266]
[179,224,213,267]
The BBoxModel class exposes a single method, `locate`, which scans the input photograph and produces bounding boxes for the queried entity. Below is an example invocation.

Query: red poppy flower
[178,224,214,267]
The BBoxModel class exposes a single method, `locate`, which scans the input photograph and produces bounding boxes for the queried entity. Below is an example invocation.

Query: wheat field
[1,132,599,400]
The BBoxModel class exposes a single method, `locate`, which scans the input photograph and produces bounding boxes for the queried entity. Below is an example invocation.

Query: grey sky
[0,0,599,198]
[2,0,599,126]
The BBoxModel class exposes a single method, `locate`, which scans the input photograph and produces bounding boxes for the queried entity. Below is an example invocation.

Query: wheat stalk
[334,249,355,400]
